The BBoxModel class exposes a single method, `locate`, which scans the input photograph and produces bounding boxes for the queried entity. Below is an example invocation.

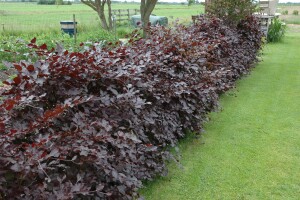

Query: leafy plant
[37,0,56,5]
[188,0,195,6]
[293,10,299,15]
[0,16,263,199]
[281,10,288,15]
[267,17,286,43]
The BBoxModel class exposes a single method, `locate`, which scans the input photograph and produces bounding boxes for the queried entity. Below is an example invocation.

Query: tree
[206,0,256,26]
[56,0,63,5]
[81,0,113,31]
[81,0,157,37]
[140,0,158,38]
[188,0,195,6]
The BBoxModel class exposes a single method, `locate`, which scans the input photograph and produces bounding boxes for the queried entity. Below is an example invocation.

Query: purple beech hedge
[0,16,263,199]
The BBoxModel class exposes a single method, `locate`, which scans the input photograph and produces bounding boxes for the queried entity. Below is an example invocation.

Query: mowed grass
[0,2,204,33]
[140,27,300,199]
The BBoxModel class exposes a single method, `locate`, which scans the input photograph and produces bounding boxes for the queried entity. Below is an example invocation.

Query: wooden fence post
[73,14,77,44]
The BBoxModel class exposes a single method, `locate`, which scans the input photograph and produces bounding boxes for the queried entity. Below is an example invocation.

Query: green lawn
[141,27,300,199]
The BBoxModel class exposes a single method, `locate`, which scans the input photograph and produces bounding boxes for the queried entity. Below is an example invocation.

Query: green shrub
[56,0,63,4]
[267,17,286,43]
[293,10,299,15]
[281,10,289,15]
[37,0,71,5]
[188,0,195,6]
[37,0,56,5]
[206,0,256,26]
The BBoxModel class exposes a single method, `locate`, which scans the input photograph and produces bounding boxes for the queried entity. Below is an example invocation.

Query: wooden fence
[112,9,140,23]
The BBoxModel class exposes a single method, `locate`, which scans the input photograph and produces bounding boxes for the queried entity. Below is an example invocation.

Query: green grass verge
[140,29,300,199]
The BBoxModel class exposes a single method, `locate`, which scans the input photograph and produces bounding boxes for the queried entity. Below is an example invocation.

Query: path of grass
[141,29,300,199]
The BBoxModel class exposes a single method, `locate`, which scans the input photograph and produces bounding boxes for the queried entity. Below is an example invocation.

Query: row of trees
[81,0,158,37]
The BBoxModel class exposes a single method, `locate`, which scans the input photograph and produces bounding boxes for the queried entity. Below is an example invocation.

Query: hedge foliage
[0,15,263,199]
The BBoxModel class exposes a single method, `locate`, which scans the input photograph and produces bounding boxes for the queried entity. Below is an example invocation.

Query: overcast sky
[279,0,300,2]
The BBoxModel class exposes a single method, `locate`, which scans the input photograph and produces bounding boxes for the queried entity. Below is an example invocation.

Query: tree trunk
[141,12,150,38]
[107,0,113,30]
[140,0,157,38]
[81,0,112,31]
[98,9,109,30]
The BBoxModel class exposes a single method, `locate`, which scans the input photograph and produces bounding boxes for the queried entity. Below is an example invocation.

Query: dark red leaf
[10,129,17,134]
[14,64,22,71]
[40,150,48,158]
[13,76,21,85]
[70,52,76,58]
[3,80,11,85]
[27,65,35,72]
[43,105,66,121]
[31,37,36,43]
[4,99,16,111]
[40,43,47,50]
[0,123,5,132]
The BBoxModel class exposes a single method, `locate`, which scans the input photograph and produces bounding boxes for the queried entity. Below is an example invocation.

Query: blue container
[60,21,77,36]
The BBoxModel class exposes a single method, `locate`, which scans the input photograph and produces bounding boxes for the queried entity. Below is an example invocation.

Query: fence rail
[112,9,140,23]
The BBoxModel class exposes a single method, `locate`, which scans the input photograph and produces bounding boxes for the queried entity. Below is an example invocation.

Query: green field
[0,2,204,33]
[140,26,300,199]
[278,5,300,24]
